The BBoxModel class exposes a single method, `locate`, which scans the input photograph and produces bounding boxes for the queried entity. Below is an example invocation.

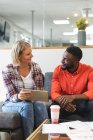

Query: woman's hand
[18,89,32,100]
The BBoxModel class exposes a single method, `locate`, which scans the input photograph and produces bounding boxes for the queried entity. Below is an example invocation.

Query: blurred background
[0,0,93,48]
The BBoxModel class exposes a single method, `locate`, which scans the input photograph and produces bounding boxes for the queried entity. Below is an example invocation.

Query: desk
[26,119,70,140]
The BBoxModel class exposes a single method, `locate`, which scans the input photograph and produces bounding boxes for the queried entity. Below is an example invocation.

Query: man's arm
[83,70,93,100]
[51,66,62,101]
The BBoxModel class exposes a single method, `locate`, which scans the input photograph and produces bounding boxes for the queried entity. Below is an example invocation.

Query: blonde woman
[2,40,48,139]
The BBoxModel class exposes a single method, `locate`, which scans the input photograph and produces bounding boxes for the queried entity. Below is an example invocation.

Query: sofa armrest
[0,112,22,130]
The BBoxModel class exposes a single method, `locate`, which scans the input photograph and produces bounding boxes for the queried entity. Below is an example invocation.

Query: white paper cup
[50,105,60,124]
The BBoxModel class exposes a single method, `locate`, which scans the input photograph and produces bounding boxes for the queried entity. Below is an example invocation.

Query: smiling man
[50,45,93,121]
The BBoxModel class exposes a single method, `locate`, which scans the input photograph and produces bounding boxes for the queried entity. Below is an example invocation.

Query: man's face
[61,51,78,70]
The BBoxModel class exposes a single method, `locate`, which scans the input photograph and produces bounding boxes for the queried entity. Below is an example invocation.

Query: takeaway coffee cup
[50,105,60,124]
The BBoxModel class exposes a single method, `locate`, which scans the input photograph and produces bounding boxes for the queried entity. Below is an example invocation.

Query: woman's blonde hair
[11,40,31,66]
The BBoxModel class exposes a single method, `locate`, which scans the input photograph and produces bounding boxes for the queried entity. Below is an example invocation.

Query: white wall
[0,48,93,101]
[33,48,93,73]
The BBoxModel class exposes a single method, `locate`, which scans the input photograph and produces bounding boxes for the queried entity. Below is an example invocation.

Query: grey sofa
[0,72,53,140]
[0,102,24,140]
[0,71,86,140]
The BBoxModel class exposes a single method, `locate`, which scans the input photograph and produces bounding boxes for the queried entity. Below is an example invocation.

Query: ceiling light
[67,17,70,20]
[53,20,69,24]
[74,13,78,17]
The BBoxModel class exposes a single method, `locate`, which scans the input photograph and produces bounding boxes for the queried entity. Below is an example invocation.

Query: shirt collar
[64,62,81,75]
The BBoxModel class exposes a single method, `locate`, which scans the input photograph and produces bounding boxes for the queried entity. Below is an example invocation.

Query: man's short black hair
[66,45,83,61]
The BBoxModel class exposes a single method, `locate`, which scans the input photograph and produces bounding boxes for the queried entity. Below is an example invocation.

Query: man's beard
[62,65,67,70]
[62,64,73,70]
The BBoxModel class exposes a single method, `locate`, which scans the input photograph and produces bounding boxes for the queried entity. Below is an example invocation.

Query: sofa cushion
[44,72,53,99]
[0,112,22,129]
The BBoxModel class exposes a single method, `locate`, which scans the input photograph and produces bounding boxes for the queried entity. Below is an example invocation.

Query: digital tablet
[21,89,48,102]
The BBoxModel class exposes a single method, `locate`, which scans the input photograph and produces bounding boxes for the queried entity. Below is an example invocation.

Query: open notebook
[21,89,48,102]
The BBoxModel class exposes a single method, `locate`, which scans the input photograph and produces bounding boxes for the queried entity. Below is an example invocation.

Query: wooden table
[26,119,70,140]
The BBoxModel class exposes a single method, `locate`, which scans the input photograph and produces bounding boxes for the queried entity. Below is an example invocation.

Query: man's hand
[57,95,75,108]
[64,103,76,112]
[56,95,76,112]
[56,94,88,112]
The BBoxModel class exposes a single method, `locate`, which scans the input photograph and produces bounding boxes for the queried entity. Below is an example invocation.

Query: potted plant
[75,17,88,46]
[75,17,88,30]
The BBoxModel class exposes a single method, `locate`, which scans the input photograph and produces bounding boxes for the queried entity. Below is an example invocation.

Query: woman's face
[19,47,33,64]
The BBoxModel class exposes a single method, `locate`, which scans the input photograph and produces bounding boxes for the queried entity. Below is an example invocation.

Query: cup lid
[50,105,60,109]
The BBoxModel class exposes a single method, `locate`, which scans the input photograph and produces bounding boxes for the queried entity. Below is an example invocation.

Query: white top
[21,70,35,89]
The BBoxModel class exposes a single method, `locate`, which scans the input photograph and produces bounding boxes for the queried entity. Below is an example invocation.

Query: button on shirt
[51,63,93,100]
